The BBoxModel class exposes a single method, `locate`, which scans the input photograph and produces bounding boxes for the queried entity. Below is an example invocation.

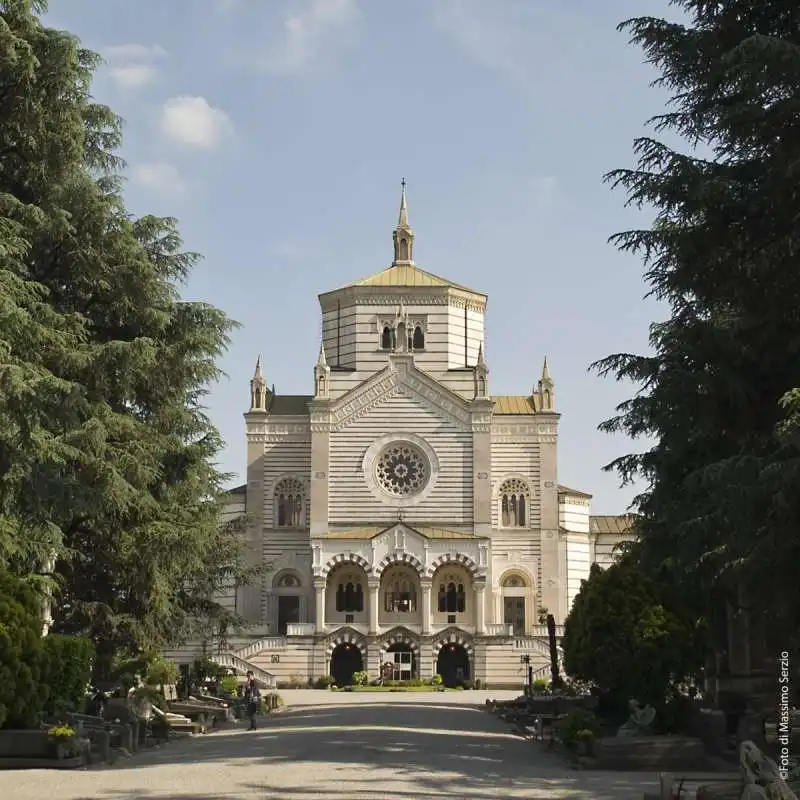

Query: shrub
[0,568,46,729]
[314,675,334,689]
[219,676,239,695]
[432,674,443,686]
[351,671,369,687]
[531,678,550,694]
[558,709,600,750]
[562,561,699,720]
[41,634,95,717]
[146,657,179,688]
[474,678,482,690]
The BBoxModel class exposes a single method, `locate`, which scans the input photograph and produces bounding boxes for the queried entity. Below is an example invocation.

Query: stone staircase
[208,652,276,688]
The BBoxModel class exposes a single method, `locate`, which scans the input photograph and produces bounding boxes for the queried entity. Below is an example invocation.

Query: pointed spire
[537,356,555,411]
[249,353,267,412]
[541,356,551,384]
[398,177,409,228]
[477,342,486,367]
[392,179,415,265]
[314,337,330,399]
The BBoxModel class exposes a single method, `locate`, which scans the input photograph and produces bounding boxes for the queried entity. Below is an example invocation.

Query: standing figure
[244,670,261,731]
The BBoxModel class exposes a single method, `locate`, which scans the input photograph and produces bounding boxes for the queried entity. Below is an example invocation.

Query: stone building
[166,186,635,688]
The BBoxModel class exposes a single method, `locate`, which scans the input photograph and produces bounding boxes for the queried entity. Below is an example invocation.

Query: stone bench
[657,771,741,799]
[594,735,707,771]
[0,730,86,769]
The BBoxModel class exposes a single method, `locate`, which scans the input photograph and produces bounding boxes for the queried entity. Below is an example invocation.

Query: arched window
[381,326,393,350]
[499,478,530,528]
[398,237,409,260]
[412,325,424,350]
[335,574,364,612]
[383,570,417,613]
[275,572,301,588]
[275,477,305,528]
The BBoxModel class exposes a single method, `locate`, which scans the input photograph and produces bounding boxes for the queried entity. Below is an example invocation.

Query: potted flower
[575,728,595,757]
[47,724,78,759]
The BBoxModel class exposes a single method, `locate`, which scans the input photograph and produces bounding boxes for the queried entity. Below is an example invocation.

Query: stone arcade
[166,185,635,688]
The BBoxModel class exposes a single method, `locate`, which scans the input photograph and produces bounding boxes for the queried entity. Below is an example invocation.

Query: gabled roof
[590,514,637,535]
[318,524,484,541]
[492,395,538,415]
[267,394,311,416]
[337,264,484,295]
[558,484,593,499]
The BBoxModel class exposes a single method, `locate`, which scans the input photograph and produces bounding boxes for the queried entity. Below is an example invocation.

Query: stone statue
[616,698,656,737]
[739,740,798,800]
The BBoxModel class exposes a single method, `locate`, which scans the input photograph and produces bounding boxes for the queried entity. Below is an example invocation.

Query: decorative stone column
[308,401,331,537]
[421,582,432,635]
[368,581,380,634]
[314,579,326,632]
[470,399,494,538]
[474,581,486,634]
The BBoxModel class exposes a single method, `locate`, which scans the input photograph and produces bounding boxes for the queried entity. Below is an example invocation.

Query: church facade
[167,186,634,689]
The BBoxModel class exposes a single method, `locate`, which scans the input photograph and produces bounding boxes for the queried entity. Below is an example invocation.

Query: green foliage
[563,561,699,716]
[314,675,334,689]
[531,678,550,694]
[191,657,227,684]
[351,671,368,687]
[0,2,262,680]
[0,568,46,729]
[41,634,95,717]
[594,1,800,659]
[146,657,179,688]
[557,710,600,750]
[219,676,239,695]
[431,674,443,686]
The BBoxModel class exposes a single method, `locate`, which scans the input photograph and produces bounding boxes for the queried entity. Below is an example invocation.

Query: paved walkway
[4,690,660,799]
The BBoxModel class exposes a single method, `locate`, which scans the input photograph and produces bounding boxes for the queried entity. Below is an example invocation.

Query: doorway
[503,597,525,635]
[277,595,300,634]
[330,644,363,686]
[436,644,470,688]
[386,643,416,681]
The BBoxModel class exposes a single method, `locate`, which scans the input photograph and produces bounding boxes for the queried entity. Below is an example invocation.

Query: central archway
[330,643,363,686]
[385,642,416,681]
[436,643,470,688]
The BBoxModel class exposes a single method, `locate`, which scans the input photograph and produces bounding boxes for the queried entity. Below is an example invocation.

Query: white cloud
[129,162,186,196]
[160,96,233,150]
[265,0,358,75]
[103,43,166,89]
[109,64,159,89]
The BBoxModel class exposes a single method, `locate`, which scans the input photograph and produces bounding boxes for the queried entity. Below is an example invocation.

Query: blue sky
[46,0,679,514]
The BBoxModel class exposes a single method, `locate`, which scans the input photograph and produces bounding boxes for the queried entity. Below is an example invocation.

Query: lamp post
[522,654,533,695]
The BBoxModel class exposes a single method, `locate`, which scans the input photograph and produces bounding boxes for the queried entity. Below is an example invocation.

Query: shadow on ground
[76,701,659,799]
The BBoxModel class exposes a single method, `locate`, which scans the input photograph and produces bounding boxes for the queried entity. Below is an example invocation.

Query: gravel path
[1,690,660,799]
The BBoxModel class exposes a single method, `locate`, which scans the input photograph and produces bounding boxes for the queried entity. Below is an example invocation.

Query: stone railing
[529,624,564,638]
[286,623,316,636]
[234,637,287,660]
[209,654,275,688]
[485,623,514,636]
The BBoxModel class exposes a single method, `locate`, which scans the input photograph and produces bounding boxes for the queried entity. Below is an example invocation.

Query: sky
[45,0,682,514]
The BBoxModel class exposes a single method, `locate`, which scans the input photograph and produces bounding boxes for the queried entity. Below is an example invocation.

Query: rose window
[375,443,428,497]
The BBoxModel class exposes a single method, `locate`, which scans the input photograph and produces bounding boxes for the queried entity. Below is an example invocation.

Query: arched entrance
[330,643,363,686]
[436,643,470,688]
[385,642,416,681]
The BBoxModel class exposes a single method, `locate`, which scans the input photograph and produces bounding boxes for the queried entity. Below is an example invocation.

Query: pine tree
[594,1,800,655]
[1,1,258,677]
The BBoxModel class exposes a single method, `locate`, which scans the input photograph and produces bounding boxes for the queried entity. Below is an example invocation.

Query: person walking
[244,670,260,731]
